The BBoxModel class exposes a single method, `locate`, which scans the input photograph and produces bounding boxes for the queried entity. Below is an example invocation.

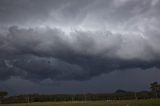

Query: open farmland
[1,99,160,106]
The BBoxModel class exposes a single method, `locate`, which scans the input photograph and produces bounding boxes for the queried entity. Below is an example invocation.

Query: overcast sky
[0,0,160,95]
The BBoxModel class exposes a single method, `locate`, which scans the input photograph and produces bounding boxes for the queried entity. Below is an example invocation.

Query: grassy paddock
[1,99,160,106]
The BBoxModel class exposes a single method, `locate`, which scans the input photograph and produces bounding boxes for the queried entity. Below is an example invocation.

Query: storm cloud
[0,0,160,83]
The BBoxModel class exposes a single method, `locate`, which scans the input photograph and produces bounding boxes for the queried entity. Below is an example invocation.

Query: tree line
[0,82,160,104]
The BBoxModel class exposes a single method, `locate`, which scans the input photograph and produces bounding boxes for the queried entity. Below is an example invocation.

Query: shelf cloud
[0,0,160,91]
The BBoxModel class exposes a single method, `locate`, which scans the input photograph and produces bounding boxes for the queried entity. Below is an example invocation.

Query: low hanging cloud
[0,25,160,81]
[0,0,160,81]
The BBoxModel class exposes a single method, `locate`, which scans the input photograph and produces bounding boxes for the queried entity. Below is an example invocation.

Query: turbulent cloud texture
[0,0,160,82]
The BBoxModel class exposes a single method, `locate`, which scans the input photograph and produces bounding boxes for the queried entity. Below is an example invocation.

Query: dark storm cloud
[0,26,160,81]
[0,0,160,81]
[1,67,160,95]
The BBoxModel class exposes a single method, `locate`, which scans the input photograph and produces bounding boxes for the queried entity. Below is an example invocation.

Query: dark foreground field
[1,99,160,106]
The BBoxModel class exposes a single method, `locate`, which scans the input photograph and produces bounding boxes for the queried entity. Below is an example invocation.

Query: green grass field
[1,99,160,106]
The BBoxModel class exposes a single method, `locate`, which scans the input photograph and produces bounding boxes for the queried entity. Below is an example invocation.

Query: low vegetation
[0,99,160,106]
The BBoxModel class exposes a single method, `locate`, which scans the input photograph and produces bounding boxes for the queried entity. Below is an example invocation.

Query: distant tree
[0,91,8,103]
[150,82,160,98]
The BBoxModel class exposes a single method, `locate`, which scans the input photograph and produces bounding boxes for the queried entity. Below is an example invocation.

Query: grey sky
[0,0,160,94]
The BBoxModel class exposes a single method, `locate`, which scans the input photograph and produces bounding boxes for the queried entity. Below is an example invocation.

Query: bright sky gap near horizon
[0,0,160,95]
